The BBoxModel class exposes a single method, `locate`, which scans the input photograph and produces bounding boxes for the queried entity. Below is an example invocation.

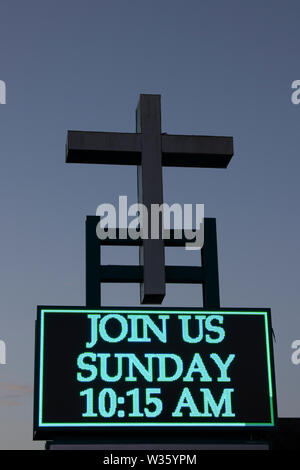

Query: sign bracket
[86,216,220,308]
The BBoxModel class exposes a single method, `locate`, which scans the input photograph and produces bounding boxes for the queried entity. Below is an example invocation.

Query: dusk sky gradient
[0,0,299,449]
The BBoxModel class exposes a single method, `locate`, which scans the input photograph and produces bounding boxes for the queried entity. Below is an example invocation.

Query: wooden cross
[66,94,233,304]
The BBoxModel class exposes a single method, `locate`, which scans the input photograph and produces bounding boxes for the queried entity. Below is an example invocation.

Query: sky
[0,0,299,449]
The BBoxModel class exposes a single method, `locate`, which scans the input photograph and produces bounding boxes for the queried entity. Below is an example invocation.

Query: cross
[66,94,233,304]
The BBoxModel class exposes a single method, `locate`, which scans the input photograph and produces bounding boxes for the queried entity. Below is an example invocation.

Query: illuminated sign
[33,307,277,438]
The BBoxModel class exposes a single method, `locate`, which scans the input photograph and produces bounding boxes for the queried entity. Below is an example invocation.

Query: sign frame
[33,306,277,440]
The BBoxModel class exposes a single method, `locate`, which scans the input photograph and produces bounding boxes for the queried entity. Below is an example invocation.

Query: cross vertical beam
[136,95,165,304]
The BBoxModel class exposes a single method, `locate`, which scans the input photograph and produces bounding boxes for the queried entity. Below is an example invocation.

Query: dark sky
[0,0,299,449]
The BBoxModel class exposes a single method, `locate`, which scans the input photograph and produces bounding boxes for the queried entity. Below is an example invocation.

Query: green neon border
[37,308,276,429]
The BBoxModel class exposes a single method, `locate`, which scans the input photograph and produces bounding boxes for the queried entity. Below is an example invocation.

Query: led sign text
[34,307,276,437]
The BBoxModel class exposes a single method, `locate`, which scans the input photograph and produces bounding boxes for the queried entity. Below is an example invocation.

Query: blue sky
[0,0,299,449]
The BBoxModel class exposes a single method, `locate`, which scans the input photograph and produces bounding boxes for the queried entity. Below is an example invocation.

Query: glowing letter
[119,353,153,382]
[128,314,169,343]
[97,353,123,382]
[77,352,97,382]
[200,388,235,417]
[210,353,235,382]
[179,315,206,343]
[86,314,101,348]
[183,353,212,382]
[156,354,183,382]
[205,315,225,343]
[99,314,128,343]
[172,387,201,417]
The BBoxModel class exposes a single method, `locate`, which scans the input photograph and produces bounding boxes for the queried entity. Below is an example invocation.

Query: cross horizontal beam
[66,131,233,168]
